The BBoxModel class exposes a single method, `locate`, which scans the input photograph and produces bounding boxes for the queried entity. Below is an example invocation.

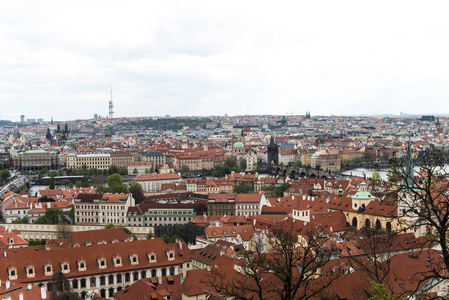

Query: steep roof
[0,238,190,283]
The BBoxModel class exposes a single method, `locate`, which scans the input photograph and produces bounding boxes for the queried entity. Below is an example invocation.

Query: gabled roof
[0,238,190,283]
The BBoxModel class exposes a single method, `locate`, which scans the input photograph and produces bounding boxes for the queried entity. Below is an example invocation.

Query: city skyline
[1,1,449,121]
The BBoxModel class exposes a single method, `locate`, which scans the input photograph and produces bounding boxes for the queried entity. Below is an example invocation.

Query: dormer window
[129,254,139,265]
[97,257,107,269]
[60,261,70,274]
[77,260,87,271]
[113,255,122,267]
[166,250,175,261]
[44,263,53,276]
[25,265,35,278]
[147,252,157,263]
[8,266,18,280]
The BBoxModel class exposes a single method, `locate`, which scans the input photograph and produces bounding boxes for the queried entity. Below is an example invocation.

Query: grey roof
[143,151,164,157]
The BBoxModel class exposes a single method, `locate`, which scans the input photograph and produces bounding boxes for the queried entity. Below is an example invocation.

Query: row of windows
[76,205,126,210]
[130,216,192,222]
[8,254,158,280]
[77,218,125,224]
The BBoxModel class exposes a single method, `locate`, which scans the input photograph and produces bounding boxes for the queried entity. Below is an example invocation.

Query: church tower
[267,136,279,165]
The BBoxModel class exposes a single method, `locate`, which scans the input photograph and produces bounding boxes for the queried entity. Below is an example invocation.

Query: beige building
[14,150,59,171]
[67,153,111,170]
[175,154,214,172]
[339,149,362,163]
[127,161,152,175]
[142,151,166,168]
[133,173,182,192]
[111,152,135,168]
[315,154,341,172]
[75,193,135,225]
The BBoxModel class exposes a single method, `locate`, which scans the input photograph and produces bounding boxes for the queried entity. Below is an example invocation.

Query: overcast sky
[1,1,448,122]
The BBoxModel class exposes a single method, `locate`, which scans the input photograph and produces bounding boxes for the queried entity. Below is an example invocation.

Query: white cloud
[0,0,448,121]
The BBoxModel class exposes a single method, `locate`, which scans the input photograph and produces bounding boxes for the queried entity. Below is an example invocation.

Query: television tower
[109,87,114,119]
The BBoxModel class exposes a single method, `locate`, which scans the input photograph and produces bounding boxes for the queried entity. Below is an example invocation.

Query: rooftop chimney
[19,292,24,300]
[5,280,10,290]
[41,285,47,299]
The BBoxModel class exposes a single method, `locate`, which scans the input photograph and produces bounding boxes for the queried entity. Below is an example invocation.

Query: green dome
[233,142,244,148]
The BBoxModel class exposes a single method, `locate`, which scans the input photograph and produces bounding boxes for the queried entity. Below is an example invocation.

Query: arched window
[352,217,358,228]
[386,222,392,232]
[77,260,86,271]
[365,219,371,228]
[375,219,381,230]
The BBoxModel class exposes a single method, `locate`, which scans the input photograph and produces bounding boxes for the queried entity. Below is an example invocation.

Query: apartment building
[133,173,182,192]
[142,151,166,168]
[127,161,152,175]
[66,153,111,170]
[74,193,135,225]
[110,152,135,168]
[127,202,198,227]
[175,154,214,172]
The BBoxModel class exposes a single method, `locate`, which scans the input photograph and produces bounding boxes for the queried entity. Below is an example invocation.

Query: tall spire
[109,86,114,119]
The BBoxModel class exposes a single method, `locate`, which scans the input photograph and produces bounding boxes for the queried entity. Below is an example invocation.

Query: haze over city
[1,0,449,121]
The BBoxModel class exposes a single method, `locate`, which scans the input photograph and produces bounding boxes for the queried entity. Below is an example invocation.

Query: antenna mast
[109,87,114,118]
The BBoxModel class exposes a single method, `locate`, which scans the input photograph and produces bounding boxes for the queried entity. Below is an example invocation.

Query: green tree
[49,176,56,189]
[372,171,382,184]
[161,234,183,244]
[276,182,292,197]
[181,165,190,172]
[106,173,128,193]
[240,158,247,171]
[68,206,75,224]
[13,216,30,224]
[233,183,252,194]
[33,208,65,224]
[145,168,150,174]
[128,181,145,203]
[47,170,57,177]
[150,166,154,173]
[294,160,303,168]
[147,231,154,240]
[39,168,49,175]
[75,181,90,188]
[369,282,407,300]
[133,167,138,175]
[1,170,11,182]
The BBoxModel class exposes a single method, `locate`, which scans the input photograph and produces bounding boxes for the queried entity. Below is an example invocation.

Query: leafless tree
[50,271,81,300]
[205,220,342,300]
[386,143,449,280]
[56,221,73,239]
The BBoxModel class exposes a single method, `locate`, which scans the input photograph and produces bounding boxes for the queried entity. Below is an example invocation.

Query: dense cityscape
[0,112,447,299]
